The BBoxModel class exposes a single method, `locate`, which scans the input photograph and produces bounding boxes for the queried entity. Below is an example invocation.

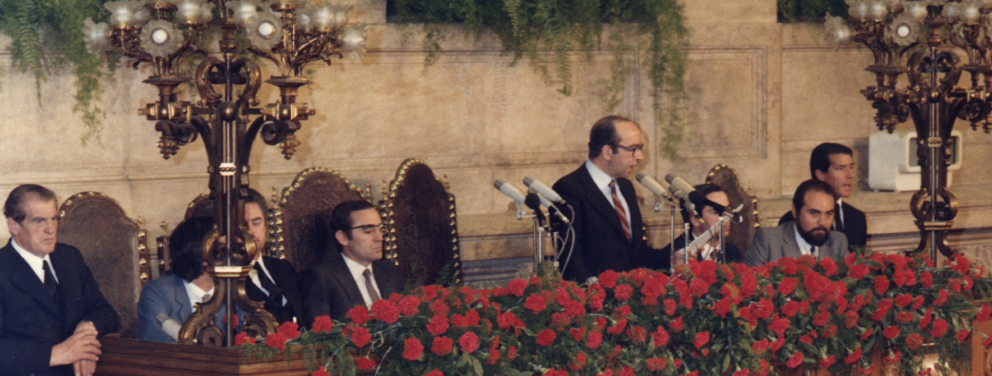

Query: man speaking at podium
[553,115,661,283]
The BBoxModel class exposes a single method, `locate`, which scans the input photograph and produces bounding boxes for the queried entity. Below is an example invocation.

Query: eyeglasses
[347,223,386,234]
[612,143,644,154]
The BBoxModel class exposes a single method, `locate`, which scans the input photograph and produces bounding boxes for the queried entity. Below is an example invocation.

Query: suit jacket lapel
[330,257,365,307]
[174,275,193,319]
[49,250,81,327]
[577,168,629,241]
[781,222,803,259]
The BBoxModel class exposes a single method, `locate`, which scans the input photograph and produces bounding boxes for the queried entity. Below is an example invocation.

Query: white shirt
[342,253,381,307]
[248,256,288,306]
[585,160,631,232]
[792,225,818,258]
[11,239,57,284]
[183,279,215,309]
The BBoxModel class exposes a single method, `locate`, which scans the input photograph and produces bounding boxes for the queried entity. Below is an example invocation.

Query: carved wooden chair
[382,159,462,286]
[57,192,150,339]
[705,164,760,256]
[274,167,367,272]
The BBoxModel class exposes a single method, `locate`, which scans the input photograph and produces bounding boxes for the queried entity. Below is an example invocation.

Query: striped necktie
[609,181,631,240]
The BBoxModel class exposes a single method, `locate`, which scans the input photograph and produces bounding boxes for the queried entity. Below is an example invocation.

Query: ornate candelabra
[83,0,366,346]
[825,0,992,262]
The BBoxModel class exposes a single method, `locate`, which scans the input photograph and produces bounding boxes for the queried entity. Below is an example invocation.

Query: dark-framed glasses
[613,143,644,154]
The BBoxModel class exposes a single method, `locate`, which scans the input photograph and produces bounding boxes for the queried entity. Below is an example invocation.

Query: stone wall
[0,0,990,281]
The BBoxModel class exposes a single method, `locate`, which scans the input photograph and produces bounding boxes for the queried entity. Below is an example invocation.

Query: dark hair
[245,188,268,214]
[809,142,853,179]
[169,216,215,283]
[792,179,837,212]
[680,184,725,223]
[587,115,635,159]
[314,200,376,253]
[3,184,57,223]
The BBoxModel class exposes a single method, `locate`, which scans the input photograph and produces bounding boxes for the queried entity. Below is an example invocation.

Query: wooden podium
[94,337,310,376]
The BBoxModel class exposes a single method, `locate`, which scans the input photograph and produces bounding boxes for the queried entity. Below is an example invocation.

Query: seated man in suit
[136,217,241,342]
[779,142,867,250]
[243,188,304,325]
[0,184,118,376]
[553,115,661,284]
[659,184,741,270]
[745,180,848,266]
[299,200,404,327]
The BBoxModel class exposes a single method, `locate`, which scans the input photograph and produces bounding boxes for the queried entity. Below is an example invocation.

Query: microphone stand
[525,193,549,276]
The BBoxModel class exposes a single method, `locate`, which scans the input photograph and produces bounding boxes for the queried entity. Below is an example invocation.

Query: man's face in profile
[244,202,267,255]
[7,197,59,258]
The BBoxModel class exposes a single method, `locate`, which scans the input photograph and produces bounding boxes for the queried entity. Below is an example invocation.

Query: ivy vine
[778,0,847,23]
[0,0,112,144]
[389,0,691,160]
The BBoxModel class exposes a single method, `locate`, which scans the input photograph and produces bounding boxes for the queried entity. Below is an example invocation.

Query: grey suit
[743,221,848,267]
[135,272,234,342]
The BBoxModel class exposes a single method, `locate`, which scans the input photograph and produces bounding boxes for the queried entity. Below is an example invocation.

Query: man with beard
[743,180,848,266]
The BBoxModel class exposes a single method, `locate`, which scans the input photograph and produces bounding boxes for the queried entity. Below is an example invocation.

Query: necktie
[42,261,57,297]
[834,202,844,232]
[254,263,283,300]
[363,268,381,304]
[609,181,631,240]
[811,246,819,259]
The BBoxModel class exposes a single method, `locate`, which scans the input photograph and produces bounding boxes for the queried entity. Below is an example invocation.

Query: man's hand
[50,322,102,375]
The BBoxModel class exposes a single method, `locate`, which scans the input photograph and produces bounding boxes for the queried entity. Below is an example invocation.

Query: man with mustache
[743,179,849,266]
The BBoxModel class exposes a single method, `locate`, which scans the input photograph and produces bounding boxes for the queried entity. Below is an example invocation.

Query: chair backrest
[705,164,760,256]
[382,159,462,286]
[57,192,148,338]
[274,168,364,272]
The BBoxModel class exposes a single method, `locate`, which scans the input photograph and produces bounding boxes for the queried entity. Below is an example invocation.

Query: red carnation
[525,293,547,314]
[844,346,862,364]
[883,351,902,364]
[569,351,587,371]
[429,298,450,317]
[883,326,899,339]
[312,366,331,376]
[934,289,949,306]
[312,316,333,333]
[848,264,869,280]
[277,321,300,339]
[931,319,949,338]
[740,271,758,298]
[426,314,449,336]
[921,271,934,288]
[570,326,587,341]
[778,278,798,296]
[714,297,732,318]
[459,332,479,353]
[234,332,255,346]
[769,316,790,337]
[370,299,400,324]
[895,294,913,308]
[957,329,971,342]
[586,330,603,349]
[507,345,517,360]
[781,300,800,318]
[822,324,838,338]
[607,318,628,335]
[978,305,992,322]
[536,328,556,347]
[264,332,288,350]
[645,357,667,371]
[692,331,710,349]
[663,299,677,316]
[431,336,453,356]
[346,305,370,325]
[402,337,424,361]
[423,369,443,376]
[670,316,684,332]
[614,284,633,301]
[506,278,528,296]
[598,270,619,288]
[652,326,670,347]
[350,326,371,347]
[751,339,769,354]
[786,351,804,368]
[629,325,646,343]
[819,355,836,368]
[812,310,830,327]
[906,333,924,350]
[399,295,421,316]
[819,257,838,276]
[355,357,376,371]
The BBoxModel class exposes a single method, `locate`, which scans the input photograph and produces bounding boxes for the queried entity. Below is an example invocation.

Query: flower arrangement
[238,251,992,376]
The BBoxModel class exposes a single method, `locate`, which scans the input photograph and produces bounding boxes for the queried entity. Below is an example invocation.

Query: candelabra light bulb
[905,1,929,22]
[942,2,960,21]
[869,0,889,21]
[229,0,260,26]
[962,2,982,24]
[850,0,871,21]
[82,18,111,55]
[308,4,336,33]
[152,28,169,43]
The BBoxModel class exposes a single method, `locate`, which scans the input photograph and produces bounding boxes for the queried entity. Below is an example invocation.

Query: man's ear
[814,169,827,181]
[600,145,614,161]
[335,230,349,247]
[6,217,18,236]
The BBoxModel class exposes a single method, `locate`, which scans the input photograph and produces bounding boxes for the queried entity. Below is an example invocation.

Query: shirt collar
[342,252,372,282]
[792,223,816,256]
[11,238,52,283]
[184,279,214,306]
[585,160,615,191]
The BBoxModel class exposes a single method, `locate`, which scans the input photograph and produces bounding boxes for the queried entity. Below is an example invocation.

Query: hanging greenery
[0,0,112,144]
[389,0,690,160]
[778,0,848,23]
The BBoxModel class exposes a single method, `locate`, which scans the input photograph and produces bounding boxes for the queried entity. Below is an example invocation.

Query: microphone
[494,179,527,219]
[635,173,673,200]
[156,313,182,341]
[528,187,571,224]
[664,173,706,217]
[524,193,547,223]
[523,176,566,204]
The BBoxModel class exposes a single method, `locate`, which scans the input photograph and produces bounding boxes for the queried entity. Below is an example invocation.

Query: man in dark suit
[0,184,118,376]
[659,184,742,270]
[299,200,403,327]
[553,115,661,283]
[136,217,241,342]
[745,180,849,266]
[243,189,304,325]
[779,142,867,250]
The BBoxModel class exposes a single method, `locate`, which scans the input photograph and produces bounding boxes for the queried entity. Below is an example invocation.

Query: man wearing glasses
[299,200,403,327]
[552,115,662,284]
[658,184,742,270]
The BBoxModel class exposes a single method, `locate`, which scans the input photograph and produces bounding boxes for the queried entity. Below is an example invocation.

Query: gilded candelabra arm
[195,57,225,108]
[233,58,263,108]
[246,45,285,76]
